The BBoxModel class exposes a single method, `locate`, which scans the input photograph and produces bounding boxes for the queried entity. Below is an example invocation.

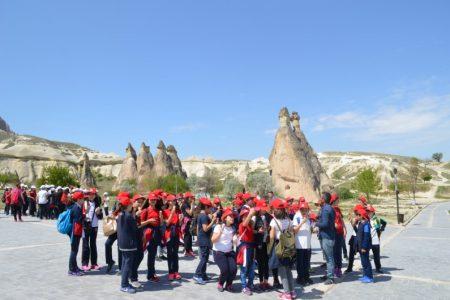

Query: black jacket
[117,211,138,251]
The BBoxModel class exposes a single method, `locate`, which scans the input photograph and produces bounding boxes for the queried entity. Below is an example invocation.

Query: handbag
[102,216,117,236]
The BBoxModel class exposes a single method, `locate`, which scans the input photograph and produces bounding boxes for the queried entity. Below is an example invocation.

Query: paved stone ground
[0,202,448,299]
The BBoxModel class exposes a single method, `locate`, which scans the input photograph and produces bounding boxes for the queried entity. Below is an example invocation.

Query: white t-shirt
[370,220,380,245]
[292,212,312,249]
[270,218,291,240]
[37,190,49,205]
[212,224,235,253]
[87,201,99,228]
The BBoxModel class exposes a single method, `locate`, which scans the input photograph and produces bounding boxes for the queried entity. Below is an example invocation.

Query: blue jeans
[360,250,373,279]
[322,238,335,279]
[121,251,136,288]
[195,246,210,278]
[240,262,255,289]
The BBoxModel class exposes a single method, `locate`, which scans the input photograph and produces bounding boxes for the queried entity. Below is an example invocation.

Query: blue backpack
[57,209,73,235]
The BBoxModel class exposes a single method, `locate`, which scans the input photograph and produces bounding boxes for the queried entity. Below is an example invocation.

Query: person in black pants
[345,215,359,273]
[254,207,270,290]
[181,193,195,257]
[130,195,145,288]
[117,196,138,294]
[68,191,85,276]
[81,190,103,270]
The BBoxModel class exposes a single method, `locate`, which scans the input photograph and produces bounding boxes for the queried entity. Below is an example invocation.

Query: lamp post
[394,168,400,224]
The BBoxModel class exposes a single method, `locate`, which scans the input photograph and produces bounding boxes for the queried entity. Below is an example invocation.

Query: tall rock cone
[137,142,154,184]
[269,108,331,201]
[167,145,187,179]
[113,143,138,190]
[79,152,96,188]
[153,140,174,177]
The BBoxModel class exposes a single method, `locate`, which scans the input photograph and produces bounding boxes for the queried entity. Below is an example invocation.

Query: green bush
[246,171,273,198]
[223,176,244,200]
[352,168,382,201]
[141,175,189,194]
[36,165,79,187]
[0,171,20,187]
[337,186,355,200]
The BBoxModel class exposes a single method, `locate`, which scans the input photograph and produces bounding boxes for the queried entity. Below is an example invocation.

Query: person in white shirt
[81,189,103,271]
[37,186,49,220]
[103,192,110,216]
[211,209,237,292]
[293,202,313,285]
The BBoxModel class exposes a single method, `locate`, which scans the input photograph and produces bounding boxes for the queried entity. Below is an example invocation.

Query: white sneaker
[130,281,142,288]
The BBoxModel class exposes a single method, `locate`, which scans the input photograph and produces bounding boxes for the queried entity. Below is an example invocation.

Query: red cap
[152,189,163,196]
[166,194,177,202]
[290,203,299,212]
[366,205,376,213]
[359,195,367,204]
[299,197,306,203]
[221,208,234,221]
[239,209,250,218]
[353,204,365,212]
[88,188,97,195]
[117,191,131,201]
[357,208,369,219]
[132,194,144,202]
[309,212,318,222]
[213,197,221,205]
[119,197,132,207]
[256,200,269,211]
[242,193,254,200]
[235,192,243,199]
[299,202,310,210]
[184,192,194,198]
[72,191,84,200]
[271,198,288,209]
[233,198,244,206]
[199,197,212,207]
[330,193,339,204]
[147,193,159,202]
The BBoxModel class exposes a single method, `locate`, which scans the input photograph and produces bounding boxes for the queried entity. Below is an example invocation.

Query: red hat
[256,200,269,212]
[184,192,194,198]
[213,197,221,205]
[166,194,177,202]
[359,195,367,204]
[239,209,250,218]
[233,198,244,207]
[235,192,243,199]
[119,197,132,207]
[88,188,97,194]
[330,193,339,204]
[221,208,234,221]
[152,189,163,196]
[117,191,130,201]
[357,208,369,220]
[271,198,288,209]
[147,193,159,202]
[242,193,254,200]
[290,203,299,212]
[309,212,318,222]
[132,194,145,202]
[299,197,306,203]
[299,202,310,210]
[72,191,84,200]
[353,204,365,212]
[366,205,376,213]
[199,197,212,207]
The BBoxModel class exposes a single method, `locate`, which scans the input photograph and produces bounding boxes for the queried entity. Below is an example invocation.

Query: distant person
[81,189,103,271]
[37,186,49,219]
[237,208,257,296]
[2,187,11,215]
[293,201,313,286]
[355,208,373,283]
[315,192,336,285]
[367,205,386,274]
[68,191,85,276]
[29,186,37,217]
[330,193,345,278]
[10,183,24,222]
[103,192,110,216]
[181,192,196,257]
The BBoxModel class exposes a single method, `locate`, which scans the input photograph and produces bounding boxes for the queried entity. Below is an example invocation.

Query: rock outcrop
[137,142,154,183]
[167,145,187,179]
[0,116,12,133]
[153,141,174,177]
[79,152,96,188]
[113,143,138,190]
[269,107,332,201]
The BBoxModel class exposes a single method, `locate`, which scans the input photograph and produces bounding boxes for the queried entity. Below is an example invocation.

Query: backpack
[274,219,296,259]
[11,188,22,205]
[57,209,73,235]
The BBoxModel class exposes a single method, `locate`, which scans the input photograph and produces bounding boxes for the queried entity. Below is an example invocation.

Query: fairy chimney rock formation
[137,142,154,182]
[291,111,301,133]
[167,145,187,179]
[79,152,96,188]
[113,143,138,190]
[153,140,174,177]
[269,107,332,201]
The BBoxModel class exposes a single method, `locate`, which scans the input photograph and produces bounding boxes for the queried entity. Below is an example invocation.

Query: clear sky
[1,1,449,160]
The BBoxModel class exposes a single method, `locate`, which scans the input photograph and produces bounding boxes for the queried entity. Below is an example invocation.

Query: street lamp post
[394,168,400,224]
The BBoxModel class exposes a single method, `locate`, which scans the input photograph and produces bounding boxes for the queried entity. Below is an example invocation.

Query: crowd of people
[2,185,387,300]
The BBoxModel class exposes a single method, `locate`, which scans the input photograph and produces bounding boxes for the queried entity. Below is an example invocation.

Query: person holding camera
[163,194,183,281]
[81,188,103,271]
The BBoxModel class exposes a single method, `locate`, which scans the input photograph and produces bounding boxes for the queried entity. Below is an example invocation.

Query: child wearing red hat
[237,208,257,296]
[67,191,86,276]
[193,198,216,285]
[139,193,162,283]
[181,192,196,257]
[330,193,346,278]
[293,201,313,286]
[117,196,139,294]
[345,205,361,274]
[367,205,386,273]
[253,200,271,291]
[212,209,237,292]
[355,208,373,283]
[162,195,182,281]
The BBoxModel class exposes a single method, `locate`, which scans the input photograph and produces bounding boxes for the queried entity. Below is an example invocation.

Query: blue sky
[1,1,449,160]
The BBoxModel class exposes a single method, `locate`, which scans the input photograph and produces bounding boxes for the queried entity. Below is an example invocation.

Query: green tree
[337,186,355,200]
[36,165,79,187]
[186,174,200,193]
[0,171,20,188]
[141,175,189,194]
[246,171,274,198]
[432,152,443,163]
[352,168,382,201]
[197,168,223,195]
[222,175,244,200]
[421,172,432,182]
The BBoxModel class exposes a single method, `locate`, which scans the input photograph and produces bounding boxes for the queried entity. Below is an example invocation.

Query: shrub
[36,165,79,187]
